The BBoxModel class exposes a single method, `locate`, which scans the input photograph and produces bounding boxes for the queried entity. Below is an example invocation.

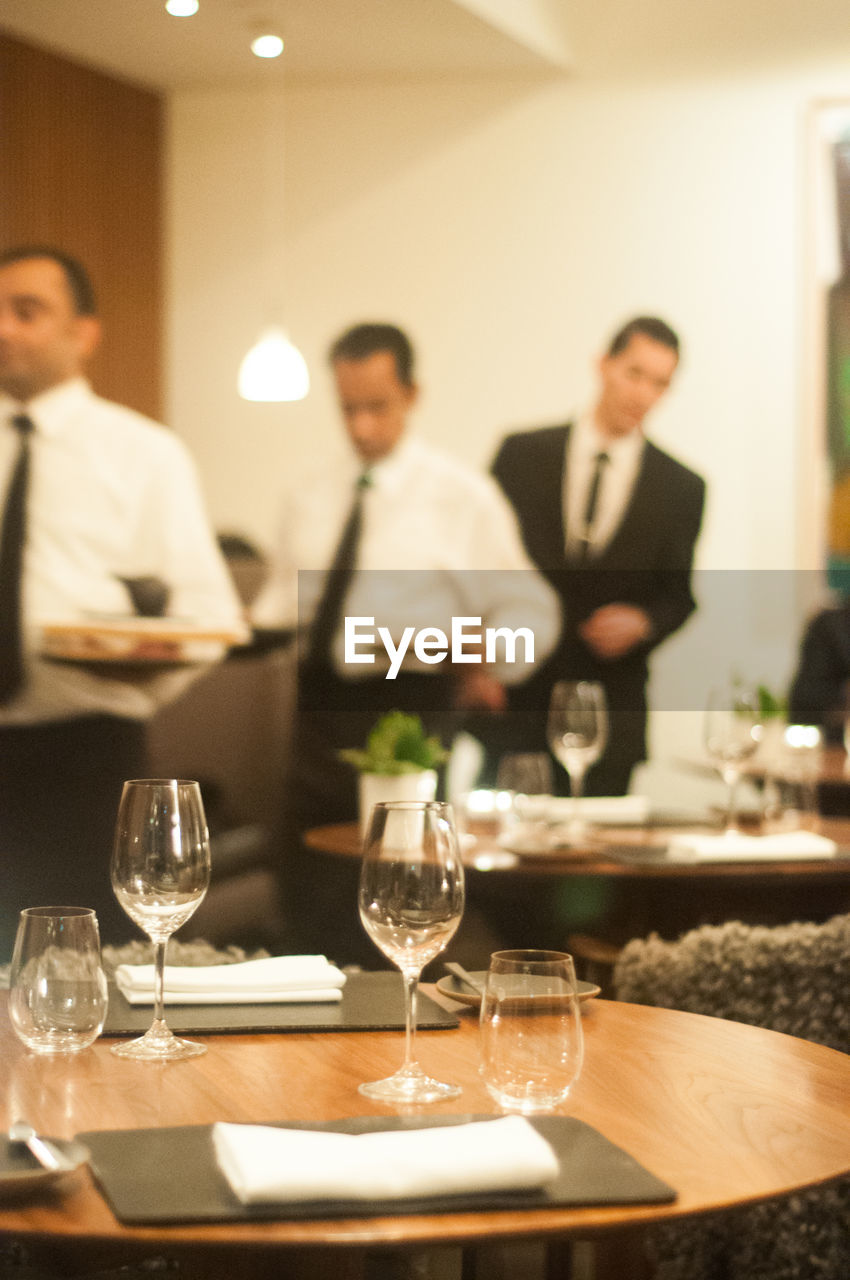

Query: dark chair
[146,537,296,951]
[613,914,850,1279]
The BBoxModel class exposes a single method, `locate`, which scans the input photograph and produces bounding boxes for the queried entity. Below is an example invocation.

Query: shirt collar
[355,433,417,493]
[573,412,644,465]
[0,376,92,438]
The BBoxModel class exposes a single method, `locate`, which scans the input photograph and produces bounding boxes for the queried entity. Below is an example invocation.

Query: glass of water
[480,949,584,1113]
[9,906,108,1053]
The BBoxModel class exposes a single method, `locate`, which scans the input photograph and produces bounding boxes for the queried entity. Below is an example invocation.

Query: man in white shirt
[255,322,560,959]
[492,316,706,795]
[0,246,242,953]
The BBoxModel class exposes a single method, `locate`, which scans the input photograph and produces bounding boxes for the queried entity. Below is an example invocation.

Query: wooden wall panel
[0,31,163,420]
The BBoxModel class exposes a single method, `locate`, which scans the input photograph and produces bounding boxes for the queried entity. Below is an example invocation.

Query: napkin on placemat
[114,955,346,1005]
[80,1115,676,1224]
[213,1116,558,1204]
[546,795,651,825]
[666,830,837,863]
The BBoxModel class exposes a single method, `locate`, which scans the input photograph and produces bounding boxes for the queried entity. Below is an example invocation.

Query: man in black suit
[490,315,706,795]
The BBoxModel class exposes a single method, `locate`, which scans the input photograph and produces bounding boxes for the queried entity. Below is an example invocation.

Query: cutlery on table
[443,962,485,995]
[8,1121,77,1173]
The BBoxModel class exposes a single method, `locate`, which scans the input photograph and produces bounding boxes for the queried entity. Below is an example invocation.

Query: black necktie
[0,414,34,703]
[578,450,610,562]
[307,471,371,666]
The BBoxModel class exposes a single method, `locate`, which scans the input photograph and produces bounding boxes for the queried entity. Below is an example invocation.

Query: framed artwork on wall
[806,99,850,592]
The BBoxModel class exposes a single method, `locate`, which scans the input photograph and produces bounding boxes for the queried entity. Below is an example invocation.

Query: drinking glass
[704,683,762,833]
[358,801,465,1103]
[496,753,554,848]
[9,907,107,1054]
[547,681,608,842]
[110,779,211,1060]
[480,949,584,1113]
[496,752,554,805]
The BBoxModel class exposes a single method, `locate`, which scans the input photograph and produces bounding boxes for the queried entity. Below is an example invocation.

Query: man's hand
[579,604,652,660]
[454,668,508,713]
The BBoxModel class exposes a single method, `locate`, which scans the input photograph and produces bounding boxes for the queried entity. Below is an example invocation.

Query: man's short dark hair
[328,323,415,386]
[0,246,98,316]
[607,315,679,358]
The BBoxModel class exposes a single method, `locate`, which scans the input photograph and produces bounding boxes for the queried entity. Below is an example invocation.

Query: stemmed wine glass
[704,682,762,833]
[358,801,465,1103]
[547,681,609,844]
[110,779,211,1060]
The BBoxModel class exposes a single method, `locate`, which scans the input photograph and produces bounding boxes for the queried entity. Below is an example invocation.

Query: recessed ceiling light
[165,0,199,15]
[251,33,284,58]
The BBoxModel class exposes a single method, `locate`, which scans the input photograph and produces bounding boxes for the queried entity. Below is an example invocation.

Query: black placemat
[80,1114,675,1225]
[102,970,458,1035]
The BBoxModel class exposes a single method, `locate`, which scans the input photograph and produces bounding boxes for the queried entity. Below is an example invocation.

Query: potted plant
[339,711,448,834]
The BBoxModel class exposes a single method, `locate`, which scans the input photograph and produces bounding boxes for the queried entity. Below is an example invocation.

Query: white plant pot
[358,770,438,837]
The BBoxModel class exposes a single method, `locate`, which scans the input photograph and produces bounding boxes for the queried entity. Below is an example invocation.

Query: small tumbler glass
[480,949,584,1113]
[9,907,108,1054]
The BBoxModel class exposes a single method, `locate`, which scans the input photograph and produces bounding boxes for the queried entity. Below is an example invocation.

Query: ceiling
[0,0,569,90]
[5,0,850,92]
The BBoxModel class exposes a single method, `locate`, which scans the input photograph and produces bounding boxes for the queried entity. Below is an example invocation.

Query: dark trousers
[0,715,148,959]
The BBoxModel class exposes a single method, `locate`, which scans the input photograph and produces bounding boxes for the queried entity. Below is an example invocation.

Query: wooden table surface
[306,819,850,958]
[2,990,850,1276]
[305,817,850,882]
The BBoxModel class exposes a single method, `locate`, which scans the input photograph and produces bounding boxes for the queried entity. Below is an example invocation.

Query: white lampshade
[238,327,309,402]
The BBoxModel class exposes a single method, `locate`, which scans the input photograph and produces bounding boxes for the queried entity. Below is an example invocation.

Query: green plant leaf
[338,710,448,773]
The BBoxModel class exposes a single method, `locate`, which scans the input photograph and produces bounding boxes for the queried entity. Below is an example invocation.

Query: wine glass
[110,779,211,1060]
[358,801,465,1103]
[704,682,762,833]
[547,681,609,843]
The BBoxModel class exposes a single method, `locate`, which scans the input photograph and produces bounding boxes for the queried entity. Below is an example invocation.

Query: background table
[306,819,850,960]
[2,992,850,1278]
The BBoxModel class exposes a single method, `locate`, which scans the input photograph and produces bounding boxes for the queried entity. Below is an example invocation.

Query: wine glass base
[110,1020,206,1062]
[547,821,598,851]
[359,1067,461,1105]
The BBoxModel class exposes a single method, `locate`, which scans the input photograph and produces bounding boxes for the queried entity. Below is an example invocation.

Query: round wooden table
[2,992,850,1278]
[305,818,850,953]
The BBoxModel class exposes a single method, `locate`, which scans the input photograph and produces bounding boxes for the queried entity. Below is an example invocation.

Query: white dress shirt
[563,414,645,558]
[254,434,561,683]
[0,378,242,724]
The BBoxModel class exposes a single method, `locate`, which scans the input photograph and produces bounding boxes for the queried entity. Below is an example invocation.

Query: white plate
[0,1136,89,1197]
[436,973,601,1009]
[41,617,249,664]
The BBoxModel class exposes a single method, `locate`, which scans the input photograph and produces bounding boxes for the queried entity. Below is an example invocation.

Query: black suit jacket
[491,423,706,775]
[788,604,850,745]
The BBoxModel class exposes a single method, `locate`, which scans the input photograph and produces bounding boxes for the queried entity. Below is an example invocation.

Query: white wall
[167,57,850,779]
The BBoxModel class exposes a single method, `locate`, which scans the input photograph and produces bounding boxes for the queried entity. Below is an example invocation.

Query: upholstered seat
[613,914,850,1279]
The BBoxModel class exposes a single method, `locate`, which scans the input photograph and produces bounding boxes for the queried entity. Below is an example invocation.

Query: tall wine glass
[110,779,211,1060]
[358,801,465,1103]
[547,681,608,843]
[704,682,762,833]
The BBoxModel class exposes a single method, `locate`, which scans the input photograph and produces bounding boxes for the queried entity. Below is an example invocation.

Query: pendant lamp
[238,52,308,403]
[238,326,309,401]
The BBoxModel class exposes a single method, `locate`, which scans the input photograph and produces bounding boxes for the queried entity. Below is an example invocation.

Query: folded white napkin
[545,795,651,825]
[114,955,346,1005]
[666,830,837,863]
[213,1116,559,1204]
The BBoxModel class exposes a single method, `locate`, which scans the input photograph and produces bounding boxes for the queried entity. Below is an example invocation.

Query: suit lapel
[534,424,569,567]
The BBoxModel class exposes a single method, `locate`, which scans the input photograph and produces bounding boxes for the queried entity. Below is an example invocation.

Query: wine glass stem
[723,769,740,833]
[152,938,168,1027]
[401,968,421,1073]
[569,767,587,833]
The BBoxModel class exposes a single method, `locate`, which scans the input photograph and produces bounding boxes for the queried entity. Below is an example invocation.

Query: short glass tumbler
[9,907,108,1053]
[480,949,584,1113]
